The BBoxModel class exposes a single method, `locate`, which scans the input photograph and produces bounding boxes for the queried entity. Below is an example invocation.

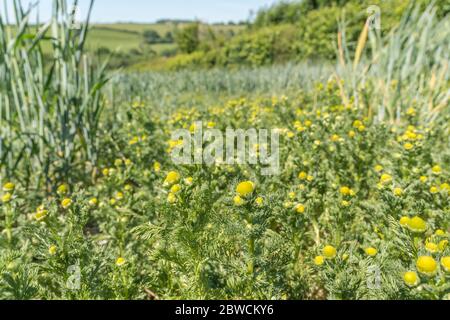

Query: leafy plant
[0,0,109,190]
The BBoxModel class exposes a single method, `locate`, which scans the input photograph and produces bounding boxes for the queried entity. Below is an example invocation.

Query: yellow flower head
[116,257,126,267]
[57,184,69,195]
[441,257,450,273]
[115,192,124,201]
[164,171,181,186]
[416,256,437,276]
[340,186,352,196]
[298,171,308,180]
[406,107,416,116]
[88,198,98,207]
[353,120,363,128]
[331,134,340,142]
[286,131,295,139]
[405,131,417,140]
[168,139,183,151]
[403,271,419,287]
[430,186,439,194]
[233,195,245,207]
[48,245,57,256]
[439,240,449,252]
[184,177,193,186]
[407,216,427,233]
[124,159,133,167]
[170,184,182,194]
[399,216,410,227]
[236,181,255,198]
[404,143,414,151]
[3,182,15,192]
[167,193,177,204]
[34,205,48,221]
[393,187,403,197]
[365,247,378,257]
[61,198,72,209]
[314,256,325,266]
[323,245,337,259]
[153,161,161,173]
[432,165,442,175]
[128,136,140,146]
[295,204,305,214]
[425,242,438,254]
[374,165,383,173]
[348,131,356,138]
[435,229,446,237]
[380,174,393,185]
[255,197,264,207]
[2,193,12,203]
[341,200,350,207]
[207,121,216,129]
[419,176,428,183]
[189,123,197,133]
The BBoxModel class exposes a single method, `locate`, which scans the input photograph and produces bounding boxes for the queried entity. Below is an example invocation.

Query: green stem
[4,206,13,246]
[247,237,255,275]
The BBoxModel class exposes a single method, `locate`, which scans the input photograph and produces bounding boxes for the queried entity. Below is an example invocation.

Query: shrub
[175,23,200,54]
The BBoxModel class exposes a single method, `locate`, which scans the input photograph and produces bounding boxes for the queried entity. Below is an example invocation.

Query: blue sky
[4,0,280,23]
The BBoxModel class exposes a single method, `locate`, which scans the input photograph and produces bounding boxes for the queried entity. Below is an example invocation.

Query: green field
[85,23,244,53]
[6,21,243,61]
[86,27,144,52]
[95,22,244,35]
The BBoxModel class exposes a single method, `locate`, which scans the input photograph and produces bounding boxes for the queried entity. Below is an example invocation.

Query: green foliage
[217,24,296,67]
[167,0,447,70]
[143,29,174,44]
[143,29,162,43]
[0,0,109,189]
[1,79,449,299]
[168,24,298,69]
[253,0,356,27]
[254,0,449,28]
[337,2,450,124]
[0,0,449,301]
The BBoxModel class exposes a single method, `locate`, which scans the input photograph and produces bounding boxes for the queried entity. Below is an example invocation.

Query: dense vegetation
[164,0,449,70]
[34,0,450,71]
[0,0,449,300]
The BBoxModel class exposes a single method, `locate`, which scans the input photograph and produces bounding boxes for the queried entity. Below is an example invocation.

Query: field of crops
[0,1,449,300]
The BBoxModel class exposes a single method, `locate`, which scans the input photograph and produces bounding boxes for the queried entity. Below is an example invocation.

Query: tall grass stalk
[0,0,108,190]
[337,2,449,124]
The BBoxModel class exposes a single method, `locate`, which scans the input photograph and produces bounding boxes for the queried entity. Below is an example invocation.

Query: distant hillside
[86,22,243,52]
[17,22,237,69]
[152,0,449,71]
